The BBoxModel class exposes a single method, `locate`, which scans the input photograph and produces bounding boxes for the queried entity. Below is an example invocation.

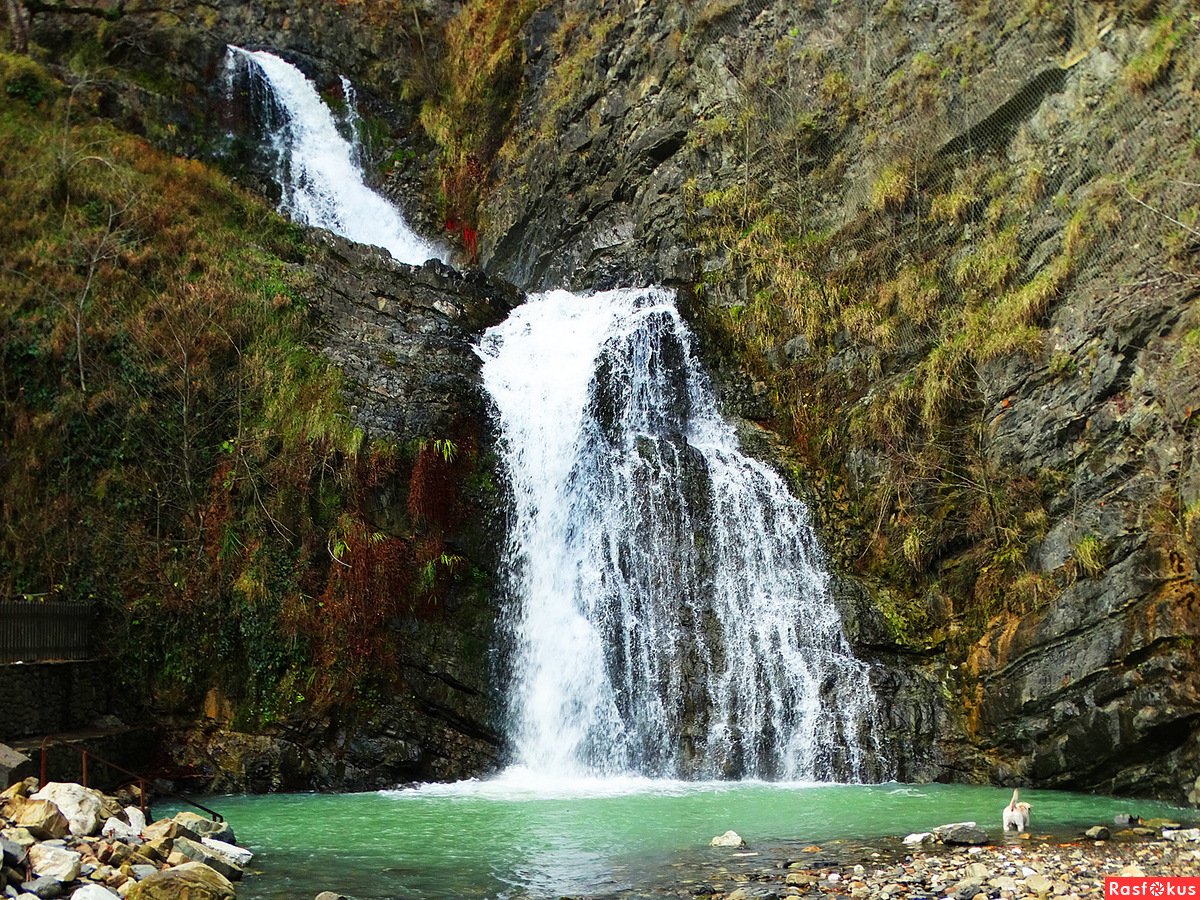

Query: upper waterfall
[478,288,890,782]
[223,47,444,266]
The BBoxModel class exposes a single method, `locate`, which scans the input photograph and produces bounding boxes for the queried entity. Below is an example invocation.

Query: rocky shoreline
[683,824,1200,900]
[1,779,250,900]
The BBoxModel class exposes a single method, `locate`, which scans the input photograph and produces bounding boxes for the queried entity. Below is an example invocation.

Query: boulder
[30,785,103,837]
[709,830,746,848]
[69,887,118,900]
[125,862,234,900]
[140,838,171,861]
[2,827,38,849]
[939,824,990,846]
[20,877,65,899]
[0,746,34,790]
[14,801,70,840]
[1025,873,1054,894]
[902,832,935,845]
[1163,828,1200,843]
[1085,825,1110,840]
[199,838,252,868]
[141,821,198,843]
[314,894,348,900]
[1,793,28,820]
[99,818,139,843]
[170,814,233,845]
[1,780,30,801]
[123,809,146,834]
[1,835,27,865]
[167,838,241,881]
[29,845,81,882]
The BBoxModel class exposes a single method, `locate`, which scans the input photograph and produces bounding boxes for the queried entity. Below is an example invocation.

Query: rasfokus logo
[1106,878,1200,897]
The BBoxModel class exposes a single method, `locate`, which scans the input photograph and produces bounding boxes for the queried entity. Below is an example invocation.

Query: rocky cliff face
[456,0,1200,800]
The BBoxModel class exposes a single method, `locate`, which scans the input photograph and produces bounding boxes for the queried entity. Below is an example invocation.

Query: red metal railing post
[81,750,88,788]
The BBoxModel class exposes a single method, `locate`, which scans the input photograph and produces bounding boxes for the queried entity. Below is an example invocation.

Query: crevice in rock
[937,67,1068,158]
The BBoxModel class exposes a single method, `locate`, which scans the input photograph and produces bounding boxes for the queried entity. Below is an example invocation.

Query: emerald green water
[178,774,1187,899]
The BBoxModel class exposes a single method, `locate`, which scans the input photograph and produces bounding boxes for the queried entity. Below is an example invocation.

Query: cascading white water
[479,287,889,782]
[223,46,444,266]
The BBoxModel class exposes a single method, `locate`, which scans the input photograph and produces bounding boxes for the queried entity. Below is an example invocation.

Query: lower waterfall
[478,287,890,782]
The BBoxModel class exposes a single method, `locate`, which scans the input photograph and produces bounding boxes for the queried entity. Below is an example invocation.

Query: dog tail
[1007,788,1019,811]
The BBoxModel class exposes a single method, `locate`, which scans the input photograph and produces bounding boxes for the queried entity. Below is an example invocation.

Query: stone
[709,830,746,848]
[1,781,29,801]
[30,785,104,837]
[1084,826,1110,840]
[124,863,234,900]
[2,828,38,849]
[139,839,170,862]
[785,873,816,886]
[1026,873,1054,894]
[19,879,64,900]
[166,838,241,881]
[199,838,251,867]
[1,837,26,866]
[28,846,81,882]
[14,802,70,841]
[903,832,935,845]
[99,819,139,844]
[313,894,347,900]
[169,814,234,845]
[939,824,990,846]
[0,747,33,791]
[69,888,118,900]
[140,821,198,843]
[1143,819,1182,829]
[1164,828,1200,842]
[127,867,156,882]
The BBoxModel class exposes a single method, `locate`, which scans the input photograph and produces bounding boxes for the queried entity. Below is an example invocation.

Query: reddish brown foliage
[305,519,417,699]
[407,437,475,534]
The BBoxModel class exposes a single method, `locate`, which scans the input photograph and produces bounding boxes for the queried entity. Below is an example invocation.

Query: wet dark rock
[937,824,989,846]
[305,230,522,443]
[18,879,63,900]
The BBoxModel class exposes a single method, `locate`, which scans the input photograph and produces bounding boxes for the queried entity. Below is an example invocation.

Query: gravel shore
[663,831,1200,900]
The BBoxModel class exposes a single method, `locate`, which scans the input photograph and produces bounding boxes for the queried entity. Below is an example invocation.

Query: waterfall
[223,47,444,267]
[478,288,889,782]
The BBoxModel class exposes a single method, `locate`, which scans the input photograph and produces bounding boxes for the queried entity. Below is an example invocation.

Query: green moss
[1073,534,1107,577]
[1125,13,1190,92]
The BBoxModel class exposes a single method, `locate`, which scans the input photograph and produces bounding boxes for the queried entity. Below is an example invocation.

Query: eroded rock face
[304,231,521,443]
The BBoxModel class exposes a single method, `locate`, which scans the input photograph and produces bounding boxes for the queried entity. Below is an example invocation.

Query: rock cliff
[458,0,1199,800]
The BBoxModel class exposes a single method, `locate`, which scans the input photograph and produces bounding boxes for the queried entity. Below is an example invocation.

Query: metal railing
[39,737,223,823]
[0,599,94,664]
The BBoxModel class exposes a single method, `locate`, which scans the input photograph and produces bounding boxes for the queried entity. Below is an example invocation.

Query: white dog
[1003,788,1032,831]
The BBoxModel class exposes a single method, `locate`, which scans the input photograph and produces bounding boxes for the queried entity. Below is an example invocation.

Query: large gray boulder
[0,744,33,789]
